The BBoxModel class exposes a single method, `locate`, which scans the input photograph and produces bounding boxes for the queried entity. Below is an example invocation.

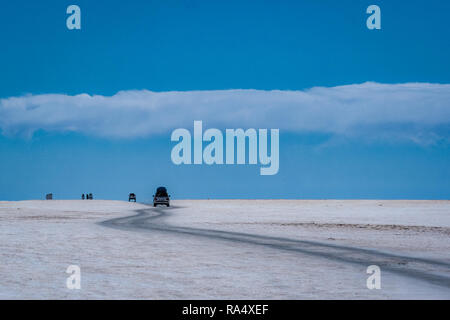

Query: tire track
[100,205,450,289]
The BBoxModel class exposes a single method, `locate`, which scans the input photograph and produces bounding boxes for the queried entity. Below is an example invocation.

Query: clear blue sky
[0,0,449,200]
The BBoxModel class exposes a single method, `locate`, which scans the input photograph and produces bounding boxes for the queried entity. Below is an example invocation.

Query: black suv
[153,187,170,207]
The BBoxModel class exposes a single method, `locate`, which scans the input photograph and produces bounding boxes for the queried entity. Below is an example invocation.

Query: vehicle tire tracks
[100,205,450,289]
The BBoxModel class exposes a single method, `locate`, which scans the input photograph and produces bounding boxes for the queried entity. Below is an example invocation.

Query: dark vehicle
[46,193,53,200]
[129,193,136,202]
[153,187,170,207]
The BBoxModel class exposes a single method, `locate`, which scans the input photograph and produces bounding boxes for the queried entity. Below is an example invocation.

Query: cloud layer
[1,82,449,143]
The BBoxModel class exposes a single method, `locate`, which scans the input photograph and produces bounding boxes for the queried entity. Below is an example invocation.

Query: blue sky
[0,0,449,200]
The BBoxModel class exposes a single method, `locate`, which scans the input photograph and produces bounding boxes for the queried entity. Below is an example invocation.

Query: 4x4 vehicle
[153,187,170,207]
[128,193,136,202]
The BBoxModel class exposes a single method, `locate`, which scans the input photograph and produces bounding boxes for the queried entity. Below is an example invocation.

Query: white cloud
[1,82,449,143]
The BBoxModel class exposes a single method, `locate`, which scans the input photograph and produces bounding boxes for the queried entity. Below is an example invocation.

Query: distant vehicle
[153,187,170,207]
[129,193,136,202]
[87,193,93,200]
[46,193,53,200]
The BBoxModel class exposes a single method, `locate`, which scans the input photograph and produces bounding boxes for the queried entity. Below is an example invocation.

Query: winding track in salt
[100,204,450,289]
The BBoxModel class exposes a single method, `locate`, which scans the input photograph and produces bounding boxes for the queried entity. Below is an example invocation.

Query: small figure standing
[81,194,85,200]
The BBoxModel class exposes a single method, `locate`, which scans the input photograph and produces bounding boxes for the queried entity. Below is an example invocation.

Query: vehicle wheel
[153,204,156,207]
[166,204,170,207]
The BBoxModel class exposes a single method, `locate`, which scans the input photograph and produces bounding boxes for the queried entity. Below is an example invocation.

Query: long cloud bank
[0,82,449,143]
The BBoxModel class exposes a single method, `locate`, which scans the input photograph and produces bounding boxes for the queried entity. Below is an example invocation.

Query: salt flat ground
[0,199,449,299]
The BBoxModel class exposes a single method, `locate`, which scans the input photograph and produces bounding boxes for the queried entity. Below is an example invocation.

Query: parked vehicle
[129,193,136,202]
[153,187,170,207]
